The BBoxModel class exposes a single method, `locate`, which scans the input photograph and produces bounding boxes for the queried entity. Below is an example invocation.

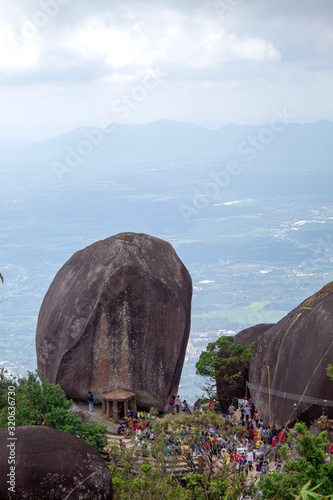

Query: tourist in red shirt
[278,431,286,443]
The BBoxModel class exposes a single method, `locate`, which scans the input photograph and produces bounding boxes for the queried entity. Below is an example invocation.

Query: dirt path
[75,401,119,434]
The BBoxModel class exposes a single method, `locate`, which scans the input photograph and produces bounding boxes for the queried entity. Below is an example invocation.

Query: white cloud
[0,0,331,130]
[67,11,280,73]
[225,34,280,63]
[0,26,39,70]
[68,20,153,68]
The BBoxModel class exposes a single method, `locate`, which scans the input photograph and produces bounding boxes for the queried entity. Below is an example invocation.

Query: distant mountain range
[23,119,333,163]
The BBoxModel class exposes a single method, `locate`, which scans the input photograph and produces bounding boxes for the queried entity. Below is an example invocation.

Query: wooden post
[267,366,272,432]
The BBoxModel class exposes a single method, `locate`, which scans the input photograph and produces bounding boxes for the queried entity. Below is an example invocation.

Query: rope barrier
[246,381,333,407]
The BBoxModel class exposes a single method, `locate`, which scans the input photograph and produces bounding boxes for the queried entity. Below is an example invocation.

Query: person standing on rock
[88,391,94,412]
[250,402,255,420]
[228,403,235,419]
[171,395,176,415]
[254,410,260,427]
[175,395,181,413]
[247,450,254,472]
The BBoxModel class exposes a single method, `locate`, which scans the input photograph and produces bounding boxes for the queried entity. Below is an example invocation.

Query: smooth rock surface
[249,282,333,427]
[36,232,192,411]
[0,426,112,499]
[234,323,274,348]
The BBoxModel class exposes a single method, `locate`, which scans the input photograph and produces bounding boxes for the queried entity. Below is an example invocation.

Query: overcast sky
[0,0,332,134]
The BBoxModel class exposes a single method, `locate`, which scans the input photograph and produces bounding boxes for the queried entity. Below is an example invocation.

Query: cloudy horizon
[1,0,332,137]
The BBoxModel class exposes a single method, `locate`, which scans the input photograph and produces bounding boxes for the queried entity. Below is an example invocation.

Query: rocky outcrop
[249,282,333,428]
[234,323,274,348]
[0,426,112,499]
[214,323,274,410]
[69,403,94,425]
[36,232,192,411]
[215,334,257,412]
[309,417,333,442]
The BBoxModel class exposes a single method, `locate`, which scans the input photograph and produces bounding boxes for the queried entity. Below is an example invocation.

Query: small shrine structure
[102,389,137,423]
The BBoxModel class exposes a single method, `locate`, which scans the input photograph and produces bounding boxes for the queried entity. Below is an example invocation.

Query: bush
[260,423,333,499]
[0,369,108,450]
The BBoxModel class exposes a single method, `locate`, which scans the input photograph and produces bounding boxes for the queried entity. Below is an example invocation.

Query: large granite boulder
[234,323,274,348]
[36,232,192,411]
[0,426,112,499]
[249,282,333,428]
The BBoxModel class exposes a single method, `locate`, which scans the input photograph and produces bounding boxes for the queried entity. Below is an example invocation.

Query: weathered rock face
[234,323,275,348]
[249,282,333,428]
[36,232,192,411]
[215,324,275,410]
[0,426,112,499]
[216,372,245,413]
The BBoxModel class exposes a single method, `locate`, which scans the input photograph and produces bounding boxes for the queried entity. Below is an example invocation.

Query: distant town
[184,329,236,363]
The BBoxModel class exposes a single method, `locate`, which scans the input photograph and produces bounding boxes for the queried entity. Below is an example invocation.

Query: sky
[0,0,333,136]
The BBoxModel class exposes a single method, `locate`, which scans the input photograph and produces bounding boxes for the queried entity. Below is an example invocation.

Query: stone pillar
[102,398,106,415]
[113,400,119,423]
[124,400,128,417]
[107,400,112,419]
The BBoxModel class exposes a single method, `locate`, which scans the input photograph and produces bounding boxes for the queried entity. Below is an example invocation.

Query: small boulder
[234,323,274,348]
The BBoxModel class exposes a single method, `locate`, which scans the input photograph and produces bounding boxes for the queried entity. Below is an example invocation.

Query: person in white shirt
[247,450,254,471]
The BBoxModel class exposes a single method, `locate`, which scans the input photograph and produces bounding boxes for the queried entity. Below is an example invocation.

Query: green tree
[0,369,107,450]
[196,336,253,411]
[260,423,333,499]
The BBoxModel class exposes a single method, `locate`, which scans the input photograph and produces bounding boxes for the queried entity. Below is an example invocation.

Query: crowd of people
[170,395,192,414]
[112,395,332,479]
[116,409,156,438]
[166,397,288,475]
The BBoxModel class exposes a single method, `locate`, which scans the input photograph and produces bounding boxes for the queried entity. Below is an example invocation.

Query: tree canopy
[260,422,333,499]
[0,369,107,450]
[196,336,254,409]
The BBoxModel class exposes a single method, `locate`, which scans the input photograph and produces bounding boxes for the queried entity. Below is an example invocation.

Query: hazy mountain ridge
[23,119,333,163]
[2,119,333,403]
